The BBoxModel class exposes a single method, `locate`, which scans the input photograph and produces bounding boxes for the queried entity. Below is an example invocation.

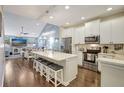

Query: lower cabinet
[73,51,83,66]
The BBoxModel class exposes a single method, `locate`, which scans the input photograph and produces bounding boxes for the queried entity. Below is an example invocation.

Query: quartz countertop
[97,57,124,66]
[97,53,124,67]
[98,53,124,60]
[32,51,77,61]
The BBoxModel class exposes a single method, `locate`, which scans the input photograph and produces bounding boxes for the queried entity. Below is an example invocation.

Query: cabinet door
[61,29,66,38]
[100,20,112,44]
[61,28,74,38]
[85,19,100,37]
[80,27,85,44]
[74,26,85,44]
[85,22,92,36]
[90,19,100,35]
[112,16,124,43]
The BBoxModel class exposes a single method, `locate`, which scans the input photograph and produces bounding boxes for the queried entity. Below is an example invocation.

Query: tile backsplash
[74,44,124,55]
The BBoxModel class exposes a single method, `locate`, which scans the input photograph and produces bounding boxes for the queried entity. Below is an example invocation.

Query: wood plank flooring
[4,58,100,87]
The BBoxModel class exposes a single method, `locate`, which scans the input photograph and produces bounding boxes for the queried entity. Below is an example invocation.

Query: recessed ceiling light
[106,7,112,11]
[81,17,85,20]
[49,16,54,19]
[66,22,70,25]
[65,5,70,10]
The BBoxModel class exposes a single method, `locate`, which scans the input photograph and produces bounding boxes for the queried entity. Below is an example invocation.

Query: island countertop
[31,50,78,86]
[32,51,77,61]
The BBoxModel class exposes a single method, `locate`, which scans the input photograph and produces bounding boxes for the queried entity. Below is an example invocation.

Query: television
[11,38,27,47]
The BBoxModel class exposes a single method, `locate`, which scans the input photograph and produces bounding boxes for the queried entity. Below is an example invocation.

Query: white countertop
[97,57,124,66]
[32,51,77,61]
[98,53,124,60]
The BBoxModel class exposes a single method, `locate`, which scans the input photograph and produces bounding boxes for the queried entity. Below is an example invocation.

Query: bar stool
[33,59,38,71]
[24,51,34,62]
[48,63,63,87]
[40,60,52,81]
[33,57,43,72]
[37,58,46,74]
[36,58,43,72]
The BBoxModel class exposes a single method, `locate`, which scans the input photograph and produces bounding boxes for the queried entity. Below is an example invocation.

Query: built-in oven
[83,49,101,71]
[83,49,101,62]
[85,35,100,44]
[83,52,96,63]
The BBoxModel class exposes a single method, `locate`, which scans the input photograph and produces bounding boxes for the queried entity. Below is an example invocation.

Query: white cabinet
[85,22,92,36]
[73,26,85,44]
[100,16,124,44]
[74,51,83,66]
[61,28,74,38]
[61,30,65,38]
[85,19,100,37]
[100,20,112,44]
[98,58,124,87]
[112,16,124,43]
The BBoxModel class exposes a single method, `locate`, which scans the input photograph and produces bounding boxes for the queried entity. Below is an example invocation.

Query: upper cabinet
[100,20,112,44]
[61,15,124,44]
[61,28,74,38]
[73,26,85,44]
[85,19,100,37]
[111,16,124,44]
[100,16,124,44]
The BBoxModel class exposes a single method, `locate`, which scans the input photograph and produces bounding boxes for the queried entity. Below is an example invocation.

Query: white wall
[4,12,46,37]
[0,6,5,87]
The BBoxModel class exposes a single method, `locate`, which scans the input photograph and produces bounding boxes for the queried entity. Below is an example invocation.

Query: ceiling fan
[20,26,29,35]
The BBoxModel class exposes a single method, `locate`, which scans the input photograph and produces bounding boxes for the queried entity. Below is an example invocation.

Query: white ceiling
[4,5,124,27]
[4,12,46,37]
[4,5,50,19]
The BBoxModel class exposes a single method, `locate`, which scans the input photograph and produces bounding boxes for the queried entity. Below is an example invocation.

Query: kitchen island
[32,51,78,86]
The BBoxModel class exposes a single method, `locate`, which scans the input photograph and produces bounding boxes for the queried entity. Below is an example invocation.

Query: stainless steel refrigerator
[61,37,72,54]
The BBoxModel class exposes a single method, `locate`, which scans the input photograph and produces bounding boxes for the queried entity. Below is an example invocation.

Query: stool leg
[40,65,43,76]
[46,68,49,82]
[55,72,57,87]
[28,57,29,62]
[36,63,38,72]
[33,62,35,69]
[61,70,63,84]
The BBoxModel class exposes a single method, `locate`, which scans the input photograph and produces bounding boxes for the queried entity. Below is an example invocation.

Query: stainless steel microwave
[85,35,100,44]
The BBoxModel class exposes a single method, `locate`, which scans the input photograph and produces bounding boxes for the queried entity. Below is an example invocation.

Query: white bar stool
[33,59,38,71]
[48,64,63,87]
[37,61,43,73]
[40,60,52,81]
[33,59,39,72]
[24,51,34,62]
[33,58,43,72]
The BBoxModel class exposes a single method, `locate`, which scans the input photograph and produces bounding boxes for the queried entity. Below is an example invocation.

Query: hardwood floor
[4,58,100,87]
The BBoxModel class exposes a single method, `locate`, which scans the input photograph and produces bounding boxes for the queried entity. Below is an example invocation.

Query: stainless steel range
[82,47,101,71]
